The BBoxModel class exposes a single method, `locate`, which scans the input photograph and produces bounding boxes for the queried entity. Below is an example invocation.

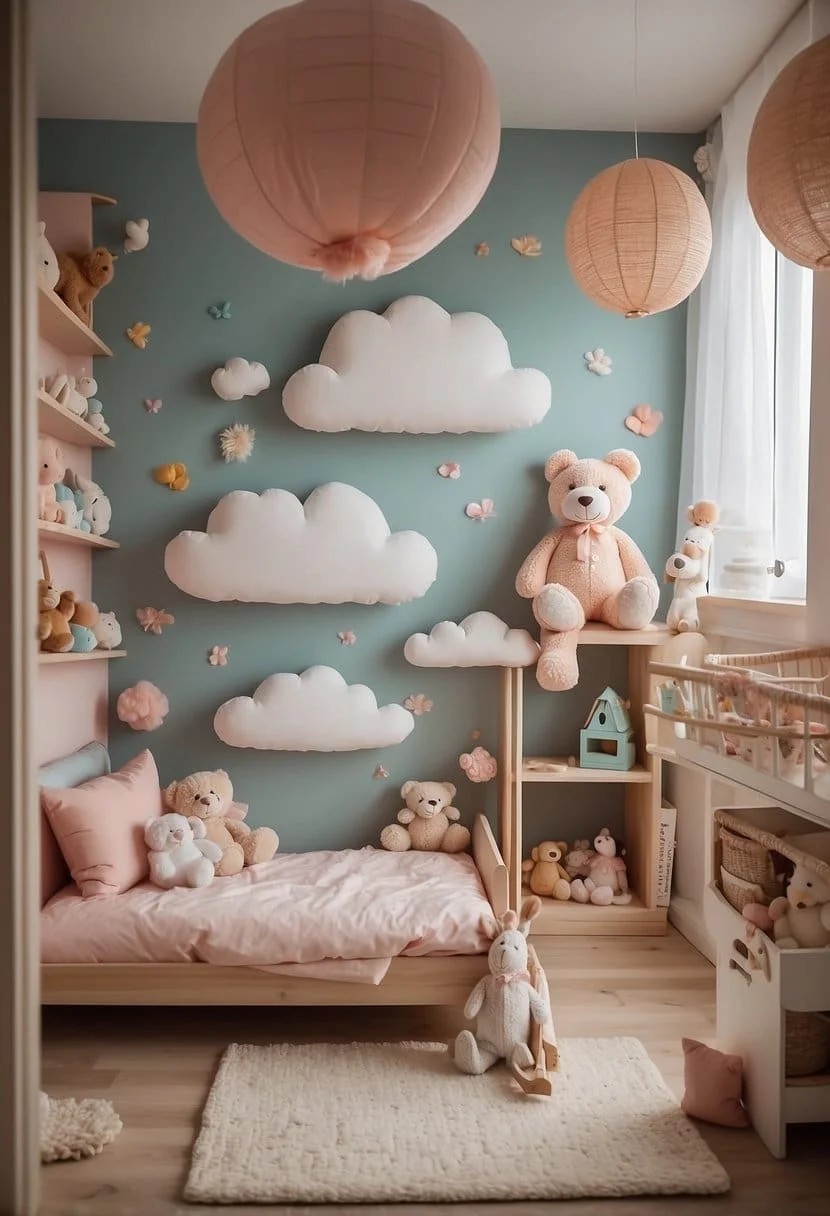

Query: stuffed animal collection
[37,438,66,524]
[521,840,571,900]
[524,829,631,907]
[453,896,548,1077]
[36,550,121,656]
[55,246,116,324]
[163,768,278,876]
[144,813,222,889]
[768,862,830,949]
[665,499,719,633]
[380,779,470,853]
[516,449,659,690]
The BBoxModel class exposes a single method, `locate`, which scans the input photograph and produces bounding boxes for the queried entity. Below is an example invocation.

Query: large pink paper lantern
[197,0,501,282]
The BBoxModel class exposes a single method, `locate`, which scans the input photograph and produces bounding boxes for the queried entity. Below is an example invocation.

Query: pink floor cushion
[681,1038,750,1128]
[41,750,162,898]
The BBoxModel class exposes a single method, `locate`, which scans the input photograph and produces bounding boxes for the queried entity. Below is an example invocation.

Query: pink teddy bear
[516,449,659,691]
[37,437,66,523]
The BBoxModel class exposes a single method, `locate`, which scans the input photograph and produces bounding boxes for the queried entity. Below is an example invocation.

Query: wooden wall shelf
[39,650,126,666]
[38,284,113,358]
[521,758,651,783]
[37,389,114,449]
[575,623,674,646]
[37,521,119,550]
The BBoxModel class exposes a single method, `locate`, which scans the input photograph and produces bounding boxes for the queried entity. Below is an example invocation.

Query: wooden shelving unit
[39,650,126,666]
[37,388,114,449]
[500,624,674,936]
[38,283,113,358]
[37,521,119,550]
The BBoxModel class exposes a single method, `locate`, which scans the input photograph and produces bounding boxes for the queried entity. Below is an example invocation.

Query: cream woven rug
[40,1091,122,1163]
[185,1039,729,1203]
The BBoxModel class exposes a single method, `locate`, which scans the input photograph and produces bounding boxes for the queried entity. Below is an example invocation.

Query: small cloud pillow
[681,1038,749,1128]
[404,611,539,668]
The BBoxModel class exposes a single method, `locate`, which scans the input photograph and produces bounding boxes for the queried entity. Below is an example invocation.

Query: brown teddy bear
[37,553,75,653]
[380,780,470,853]
[163,769,278,877]
[522,841,571,900]
[55,246,116,324]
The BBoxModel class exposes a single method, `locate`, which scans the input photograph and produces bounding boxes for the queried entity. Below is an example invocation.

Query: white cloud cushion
[282,296,551,434]
[214,667,414,751]
[211,357,270,401]
[404,611,540,668]
[164,482,437,605]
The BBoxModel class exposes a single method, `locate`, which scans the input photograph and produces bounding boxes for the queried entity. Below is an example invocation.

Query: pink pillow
[41,750,162,898]
[681,1038,749,1127]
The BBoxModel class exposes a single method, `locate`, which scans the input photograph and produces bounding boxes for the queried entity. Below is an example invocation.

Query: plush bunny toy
[144,812,222,889]
[453,896,548,1076]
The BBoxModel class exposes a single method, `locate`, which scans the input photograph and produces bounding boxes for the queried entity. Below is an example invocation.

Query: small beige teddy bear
[521,840,571,900]
[380,780,470,853]
[164,768,278,877]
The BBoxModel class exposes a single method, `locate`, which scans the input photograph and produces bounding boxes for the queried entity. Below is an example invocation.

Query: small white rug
[39,1091,122,1163]
[185,1039,729,1203]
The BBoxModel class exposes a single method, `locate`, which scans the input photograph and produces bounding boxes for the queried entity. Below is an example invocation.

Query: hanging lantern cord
[632,0,640,160]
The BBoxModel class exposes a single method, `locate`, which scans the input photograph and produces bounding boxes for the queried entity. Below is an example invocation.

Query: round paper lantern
[564,158,712,317]
[747,35,830,270]
[197,0,500,282]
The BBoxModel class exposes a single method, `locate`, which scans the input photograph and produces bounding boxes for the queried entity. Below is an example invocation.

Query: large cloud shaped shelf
[282,296,552,434]
[164,482,437,604]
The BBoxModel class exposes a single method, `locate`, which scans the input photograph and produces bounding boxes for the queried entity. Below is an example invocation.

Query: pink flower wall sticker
[459,746,498,783]
[404,693,433,716]
[208,645,229,666]
[136,606,175,635]
[373,764,390,780]
[624,404,664,438]
[437,462,461,479]
[337,629,356,646]
[465,498,495,521]
[475,241,490,257]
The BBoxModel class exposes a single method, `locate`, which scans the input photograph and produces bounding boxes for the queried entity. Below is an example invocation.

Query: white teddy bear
[453,896,548,1076]
[144,813,222,889]
[37,220,59,291]
[93,611,122,650]
[769,863,830,949]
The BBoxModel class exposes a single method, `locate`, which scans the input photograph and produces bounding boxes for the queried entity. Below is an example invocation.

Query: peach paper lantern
[563,157,712,317]
[197,0,500,282]
[747,35,830,270]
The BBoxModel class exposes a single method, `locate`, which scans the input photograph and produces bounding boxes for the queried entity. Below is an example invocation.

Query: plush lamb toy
[453,896,548,1076]
[516,449,659,690]
[380,779,470,853]
[164,768,278,877]
[570,828,632,906]
[768,863,830,949]
[144,813,222,889]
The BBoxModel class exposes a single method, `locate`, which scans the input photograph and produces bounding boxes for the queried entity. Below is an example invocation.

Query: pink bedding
[40,846,492,971]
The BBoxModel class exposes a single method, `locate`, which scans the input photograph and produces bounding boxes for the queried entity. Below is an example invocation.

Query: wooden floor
[40,930,828,1216]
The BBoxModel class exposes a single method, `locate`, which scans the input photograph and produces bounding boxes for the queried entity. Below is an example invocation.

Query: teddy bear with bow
[516,449,659,691]
[164,769,278,877]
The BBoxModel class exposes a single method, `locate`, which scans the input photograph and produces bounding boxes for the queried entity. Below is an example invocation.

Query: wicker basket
[719,866,769,913]
[719,826,781,900]
[785,1012,830,1077]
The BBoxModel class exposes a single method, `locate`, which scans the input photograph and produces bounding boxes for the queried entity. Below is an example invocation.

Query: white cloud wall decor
[282,295,552,434]
[214,666,415,751]
[211,357,270,401]
[164,482,437,605]
[404,611,540,668]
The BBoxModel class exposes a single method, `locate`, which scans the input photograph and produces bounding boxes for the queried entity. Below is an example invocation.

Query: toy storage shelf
[37,388,114,449]
[521,758,651,783]
[500,625,675,936]
[37,522,119,550]
[39,650,126,665]
[38,284,113,358]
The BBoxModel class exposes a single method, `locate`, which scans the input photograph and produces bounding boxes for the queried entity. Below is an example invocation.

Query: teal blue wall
[39,120,697,851]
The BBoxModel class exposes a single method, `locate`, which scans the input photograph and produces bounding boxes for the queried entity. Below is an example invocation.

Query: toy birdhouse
[579,686,635,770]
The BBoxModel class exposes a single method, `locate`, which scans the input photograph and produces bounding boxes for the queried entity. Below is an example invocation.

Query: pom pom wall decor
[117,681,169,731]
[283,297,551,435]
[459,746,498,783]
[405,611,540,668]
[196,0,500,282]
[747,35,830,270]
[211,357,270,401]
[214,666,415,751]
[219,423,255,463]
[403,693,433,716]
[564,158,712,317]
[164,482,437,605]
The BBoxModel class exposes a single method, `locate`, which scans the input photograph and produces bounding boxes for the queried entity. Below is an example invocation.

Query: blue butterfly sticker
[208,301,232,320]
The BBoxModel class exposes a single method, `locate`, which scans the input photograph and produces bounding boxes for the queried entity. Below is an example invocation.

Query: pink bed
[41,846,493,984]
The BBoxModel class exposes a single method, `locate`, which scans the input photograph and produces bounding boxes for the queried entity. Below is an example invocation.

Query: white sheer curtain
[679,6,814,599]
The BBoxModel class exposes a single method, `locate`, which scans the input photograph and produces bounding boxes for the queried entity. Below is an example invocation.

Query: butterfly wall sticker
[624,404,664,438]
[208,301,232,320]
[465,498,496,521]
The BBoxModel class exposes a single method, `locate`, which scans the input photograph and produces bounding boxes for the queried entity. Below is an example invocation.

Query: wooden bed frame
[42,814,510,1009]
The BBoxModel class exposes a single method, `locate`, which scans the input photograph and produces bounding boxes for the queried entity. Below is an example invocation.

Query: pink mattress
[40,846,492,970]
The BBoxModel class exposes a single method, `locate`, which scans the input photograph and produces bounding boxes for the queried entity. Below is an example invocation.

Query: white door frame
[0,0,40,1212]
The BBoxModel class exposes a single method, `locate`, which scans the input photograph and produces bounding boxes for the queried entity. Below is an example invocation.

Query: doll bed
[39,746,511,1008]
